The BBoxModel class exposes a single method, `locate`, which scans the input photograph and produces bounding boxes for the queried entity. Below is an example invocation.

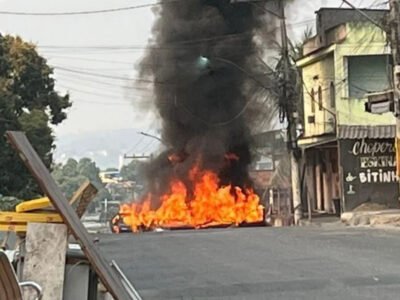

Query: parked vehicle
[110,213,131,233]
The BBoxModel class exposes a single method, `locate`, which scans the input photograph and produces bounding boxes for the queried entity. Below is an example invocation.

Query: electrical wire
[55,75,151,94]
[53,65,172,85]
[173,57,277,127]
[0,0,184,16]
[136,138,157,154]
[54,73,150,91]
[124,135,146,156]
[46,55,135,65]
[71,98,133,106]
[301,78,342,118]
[57,84,138,100]
[38,19,315,52]
[53,66,135,81]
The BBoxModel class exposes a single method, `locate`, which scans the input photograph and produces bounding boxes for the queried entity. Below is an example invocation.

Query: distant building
[250,130,291,214]
[99,171,122,184]
[297,8,398,213]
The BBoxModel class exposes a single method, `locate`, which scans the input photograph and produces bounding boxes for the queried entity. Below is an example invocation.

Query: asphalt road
[98,225,400,300]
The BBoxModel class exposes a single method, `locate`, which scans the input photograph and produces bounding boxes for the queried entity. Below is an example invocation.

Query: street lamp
[197,55,276,95]
[123,132,164,160]
[138,131,164,144]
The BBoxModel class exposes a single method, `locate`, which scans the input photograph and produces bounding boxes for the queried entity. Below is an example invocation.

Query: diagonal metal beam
[6,131,133,300]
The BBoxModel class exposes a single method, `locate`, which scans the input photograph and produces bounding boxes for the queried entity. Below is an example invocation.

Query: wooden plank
[315,163,323,211]
[0,212,63,223]
[23,223,68,300]
[16,182,97,218]
[69,181,98,218]
[6,131,131,300]
[323,151,333,213]
[0,224,27,232]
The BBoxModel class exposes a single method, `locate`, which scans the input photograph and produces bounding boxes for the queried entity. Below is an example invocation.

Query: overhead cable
[0,0,183,16]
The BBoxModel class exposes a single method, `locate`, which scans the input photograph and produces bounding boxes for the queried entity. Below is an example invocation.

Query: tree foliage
[0,34,71,199]
[52,158,111,212]
[120,160,145,182]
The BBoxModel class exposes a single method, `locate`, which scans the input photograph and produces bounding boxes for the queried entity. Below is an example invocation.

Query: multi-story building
[297,8,398,213]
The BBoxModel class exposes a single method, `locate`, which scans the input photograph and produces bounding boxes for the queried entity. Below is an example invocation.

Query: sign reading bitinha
[340,138,398,211]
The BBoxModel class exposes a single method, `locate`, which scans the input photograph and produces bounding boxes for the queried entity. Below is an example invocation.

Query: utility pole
[390,0,400,179]
[231,0,302,223]
[278,0,302,224]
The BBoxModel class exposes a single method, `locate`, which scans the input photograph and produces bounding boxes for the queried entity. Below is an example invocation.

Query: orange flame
[120,166,264,232]
[167,152,187,164]
[168,153,182,164]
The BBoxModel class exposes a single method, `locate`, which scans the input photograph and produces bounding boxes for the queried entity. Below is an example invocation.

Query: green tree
[0,34,71,200]
[52,158,111,213]
[120,160,144,182]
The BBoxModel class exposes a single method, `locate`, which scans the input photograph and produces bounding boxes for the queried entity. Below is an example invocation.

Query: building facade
[297,8,398,213]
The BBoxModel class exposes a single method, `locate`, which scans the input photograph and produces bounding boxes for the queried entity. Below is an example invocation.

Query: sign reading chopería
[340,138,398,211]
[348,139,396,184]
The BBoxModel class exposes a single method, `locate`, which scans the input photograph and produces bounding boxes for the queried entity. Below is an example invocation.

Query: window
[311,88,316,113]
[318,86,323,111]
[330,82,336,108]
[348,55,392,98]
[255,156,274,171]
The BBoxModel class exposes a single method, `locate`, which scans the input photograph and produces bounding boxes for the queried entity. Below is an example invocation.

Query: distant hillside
[54,128,161,169]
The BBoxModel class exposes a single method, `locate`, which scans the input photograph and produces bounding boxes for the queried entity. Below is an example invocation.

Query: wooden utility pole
[390,0,400,179]
[278,0,302,224]
[232,0,302,223]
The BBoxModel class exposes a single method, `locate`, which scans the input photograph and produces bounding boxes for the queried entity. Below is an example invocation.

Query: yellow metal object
[0,212,63,223]
[15,197,52,213]
[1,181,97,233]
[0,211,63,233]
[0,224,27,232]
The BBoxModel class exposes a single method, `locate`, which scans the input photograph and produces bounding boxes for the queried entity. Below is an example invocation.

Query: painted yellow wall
[302,53,336,138]
[300,22,394,140]
[335,22,394,126]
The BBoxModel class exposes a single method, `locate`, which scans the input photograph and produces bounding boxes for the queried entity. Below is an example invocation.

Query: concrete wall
[316,8,387,39]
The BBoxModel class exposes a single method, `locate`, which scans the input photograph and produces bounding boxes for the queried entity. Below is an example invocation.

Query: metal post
[278,0,302,224]
[390,1,400,183]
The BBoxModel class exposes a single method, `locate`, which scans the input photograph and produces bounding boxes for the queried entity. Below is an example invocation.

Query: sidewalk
[341,209,400,227]
[299,214,341,227]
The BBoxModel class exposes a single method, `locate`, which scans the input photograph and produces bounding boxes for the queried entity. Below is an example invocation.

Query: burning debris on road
[121,0,272,232]
[120,164,263,232]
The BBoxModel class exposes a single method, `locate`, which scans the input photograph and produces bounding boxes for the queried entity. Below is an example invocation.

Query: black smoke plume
[138,0,271,206]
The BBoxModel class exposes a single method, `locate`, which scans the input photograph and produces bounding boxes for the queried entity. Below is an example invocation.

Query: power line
[341,0,387,31]
[71,98,133,106]
[124,135,146,156]
[55,74,151,92]
[0,0,183,16]
[38,19,315,51]
[57,84,138,100]
[53,65,172,85]
[54,66,135,81]
[46,55,135,65]
[136,138,157,154]
[56,75,138,91]
[39,43,393,57]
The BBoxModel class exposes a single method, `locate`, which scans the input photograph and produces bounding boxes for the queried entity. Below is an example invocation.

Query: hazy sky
[0,0,385,137]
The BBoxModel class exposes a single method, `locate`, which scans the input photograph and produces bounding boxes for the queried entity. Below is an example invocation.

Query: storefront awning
[298,135,337,149]
[338,125,395,139]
